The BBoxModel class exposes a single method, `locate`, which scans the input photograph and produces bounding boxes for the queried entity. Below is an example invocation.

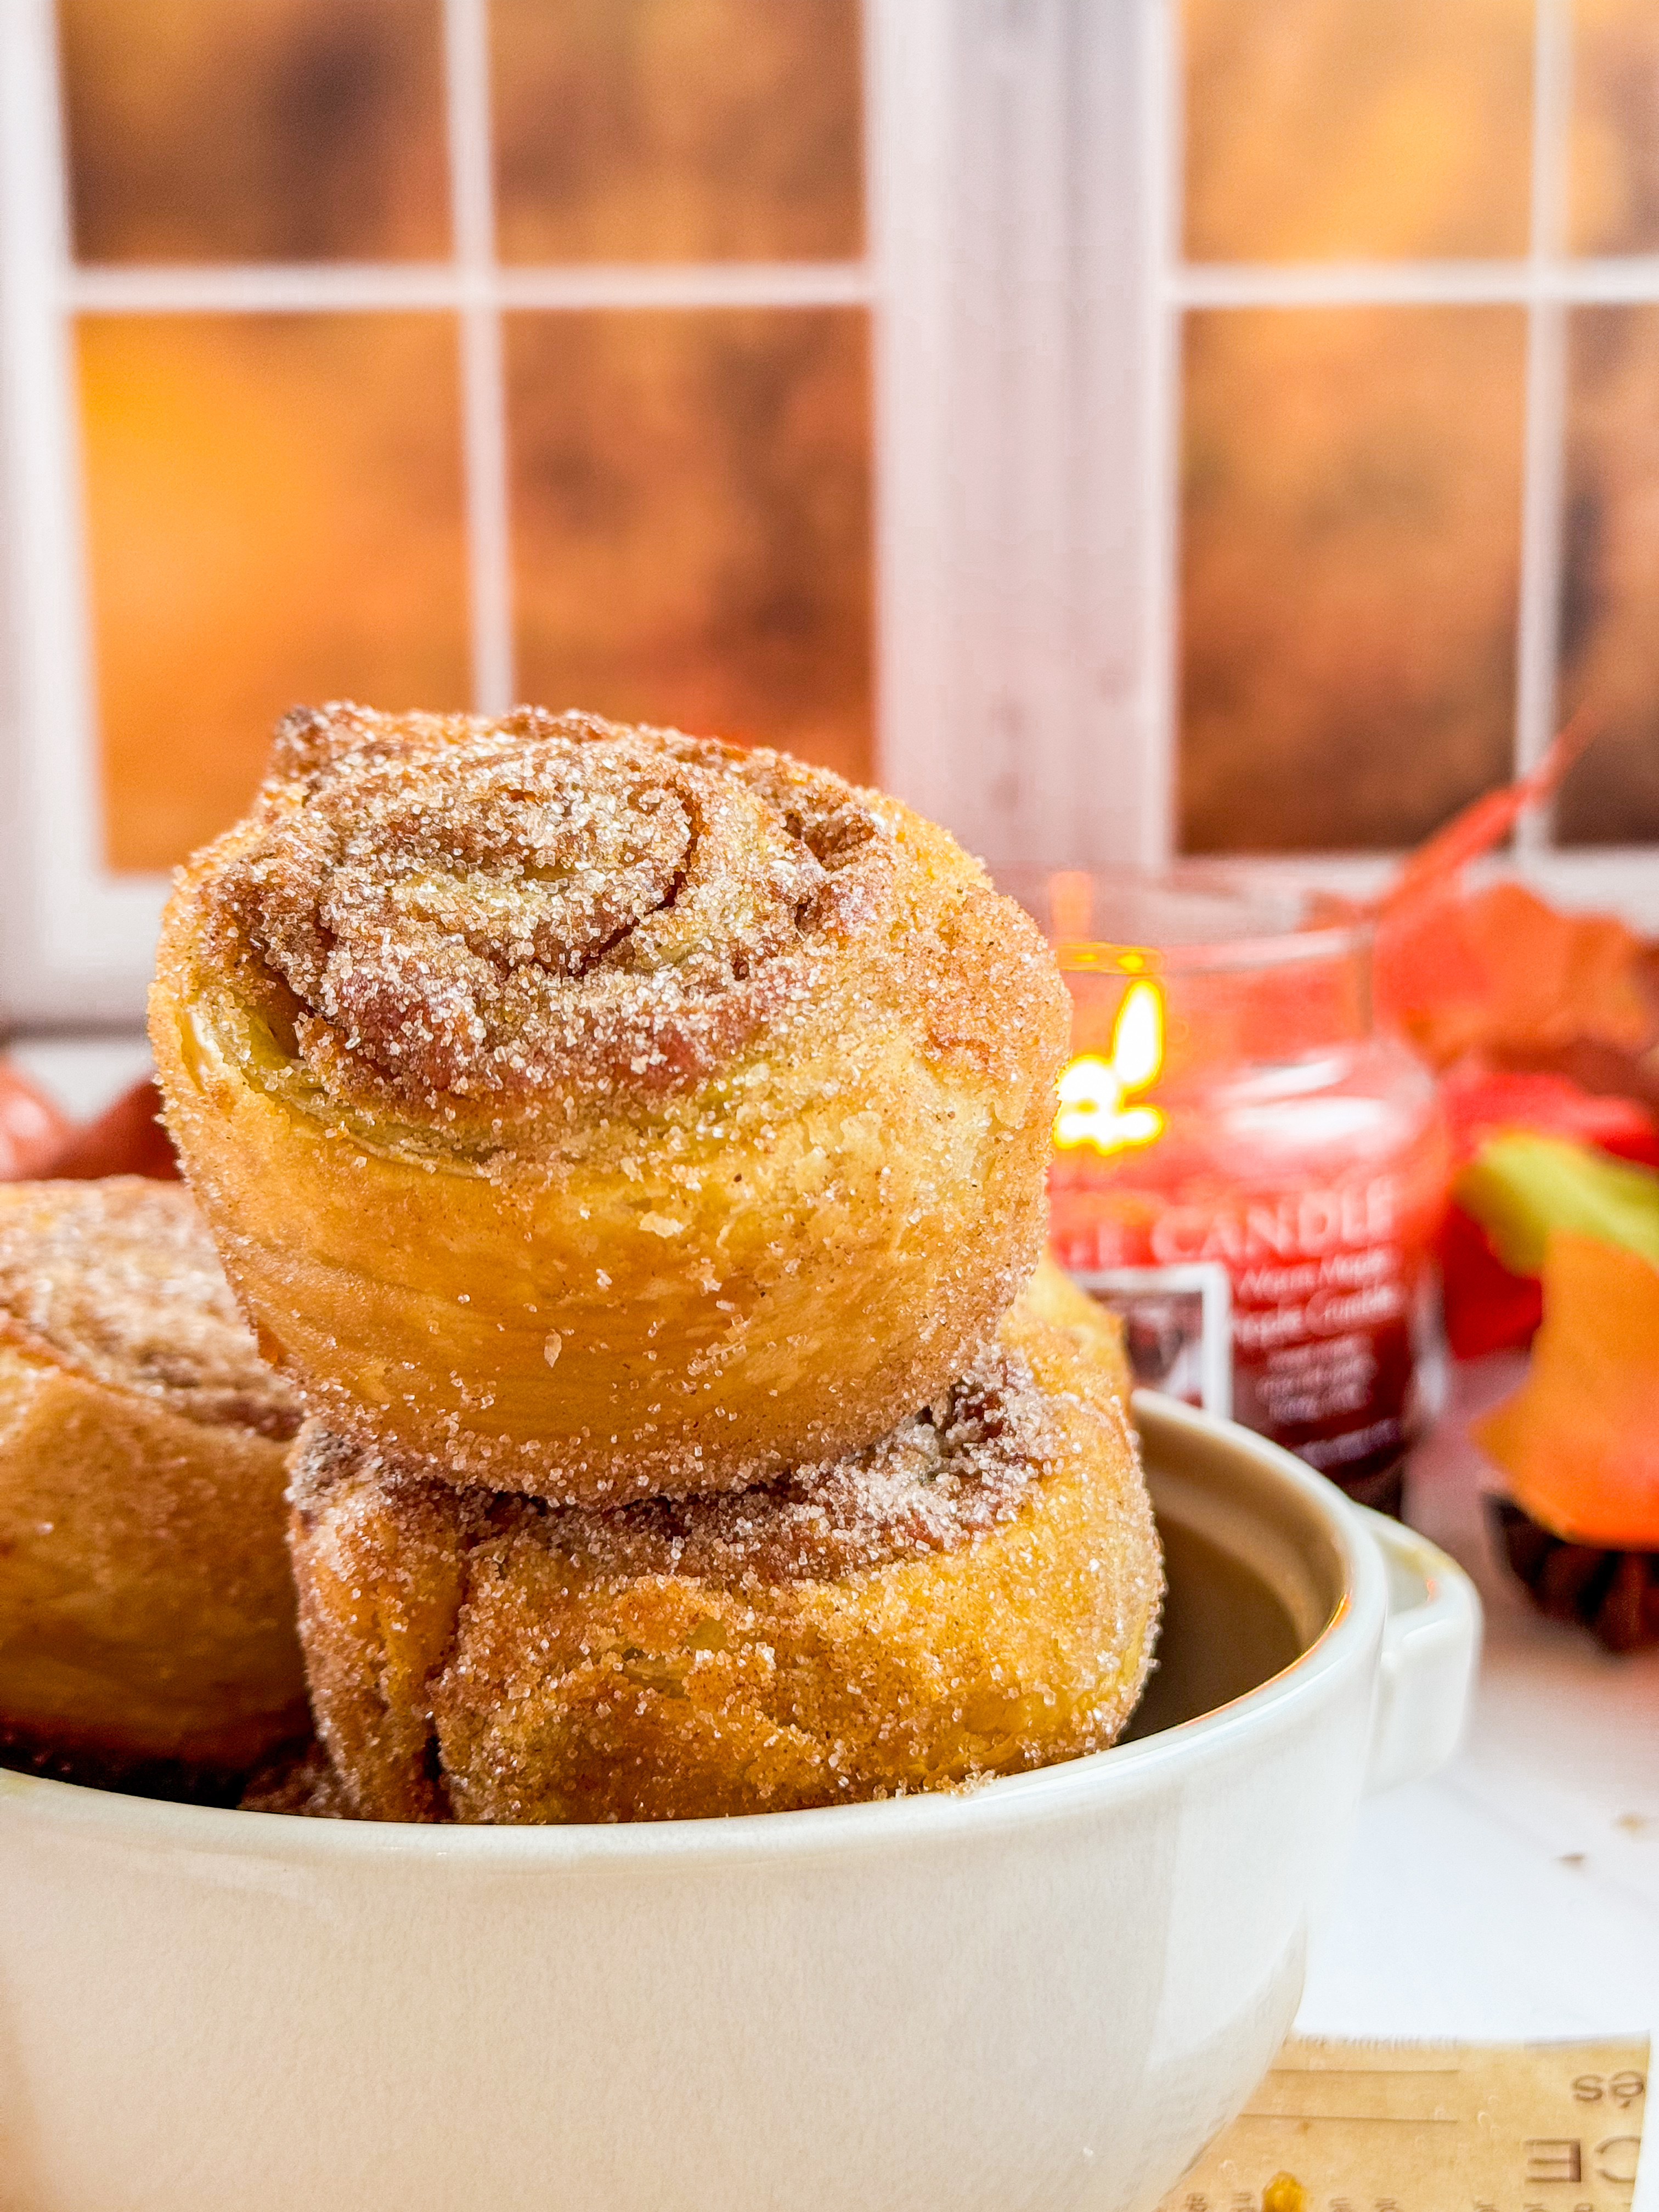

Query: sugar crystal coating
[292,1340,1059,1586]
[204,703,893,1114]
[286,1306,1164,1824]
[0,1177,300,1440]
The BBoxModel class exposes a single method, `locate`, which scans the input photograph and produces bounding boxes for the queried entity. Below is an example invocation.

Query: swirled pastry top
[188,703,1060,1125]
[0,1177,301,1440]
[292,1339,1067,1588]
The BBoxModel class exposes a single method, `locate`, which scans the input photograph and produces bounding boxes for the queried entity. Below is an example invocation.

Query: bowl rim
[0,1396,1385,1870]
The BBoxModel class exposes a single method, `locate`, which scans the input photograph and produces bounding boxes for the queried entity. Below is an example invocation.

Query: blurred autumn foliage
[1477,1231,1659,1549]
[1178,304,1526,853]
[47,0,1659,870]
[60,0,449,263]
[1376,879,1656,1070]
[58,0,871,873]
[490,0,862,264]
[1184,0,1534,261]
[1556,306,1659,845]
[1178,0,1659,855]
[507,308,871,787]
[78,313,472,870]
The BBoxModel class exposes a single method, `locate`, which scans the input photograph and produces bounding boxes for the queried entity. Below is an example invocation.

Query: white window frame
[2,0,1656,1031]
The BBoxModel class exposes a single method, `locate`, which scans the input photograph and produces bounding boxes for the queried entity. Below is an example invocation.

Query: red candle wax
[1026,872,1449,1515]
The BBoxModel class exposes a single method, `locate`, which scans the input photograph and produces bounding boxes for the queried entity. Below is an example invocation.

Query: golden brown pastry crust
[150,705,1069,1503]
[288,1302,1162,1824]
[1021,1254,1135,1405]
[0,1178,308,1778]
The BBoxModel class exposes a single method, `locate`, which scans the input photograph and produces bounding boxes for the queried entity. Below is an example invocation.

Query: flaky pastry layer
[288,1302,1161,1823]
[150,706,1069,1500]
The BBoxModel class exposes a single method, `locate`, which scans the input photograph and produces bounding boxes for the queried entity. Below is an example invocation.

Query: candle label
[1054,1166,1436,1507]
[1144,1173,1400,1269]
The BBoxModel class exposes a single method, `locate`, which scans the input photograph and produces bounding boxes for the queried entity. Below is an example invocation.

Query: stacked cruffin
[152,704,1163,1822]
[0,1176,309,1795]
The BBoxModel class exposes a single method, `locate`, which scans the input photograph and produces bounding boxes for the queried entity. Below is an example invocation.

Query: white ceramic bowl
[0,1396,1479,2212]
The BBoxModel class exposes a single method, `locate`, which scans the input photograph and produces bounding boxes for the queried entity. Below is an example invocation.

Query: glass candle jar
[1016,871,1449,1515]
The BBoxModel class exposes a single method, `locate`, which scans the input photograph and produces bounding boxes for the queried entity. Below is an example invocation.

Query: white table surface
[1300,1353,1659,2203]
[13,1038,1659,2197]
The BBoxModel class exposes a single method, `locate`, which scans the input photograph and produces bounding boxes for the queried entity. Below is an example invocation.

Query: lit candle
[1030,873,1448,1516]
[1054,980,1166,1153]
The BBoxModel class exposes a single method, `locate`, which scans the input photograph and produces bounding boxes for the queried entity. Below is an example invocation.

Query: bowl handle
[1354,1508,1483,1796]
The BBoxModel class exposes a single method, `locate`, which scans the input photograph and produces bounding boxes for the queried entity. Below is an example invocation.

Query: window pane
[1183,0,1533,261]
[1570,0,1659,255]
[492,0,862,263]
[58,0,449,262]
[80,314,470,872]
[507,308,871,782]
[1555,306,1659,845]
[1178,305,1526,854]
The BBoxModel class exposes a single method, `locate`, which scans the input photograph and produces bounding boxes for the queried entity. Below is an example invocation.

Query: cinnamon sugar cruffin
[0,1180,309,1778]
[151,704,1070,1503]
[289,1307,1162,1823]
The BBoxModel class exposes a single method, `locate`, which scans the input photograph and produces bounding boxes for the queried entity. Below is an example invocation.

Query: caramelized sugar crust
[0,1180,308,1775]
[289,1304,1161,1824]
[151,706,1070,1500]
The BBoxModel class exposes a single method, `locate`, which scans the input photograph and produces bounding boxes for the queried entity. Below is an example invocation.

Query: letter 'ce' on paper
[1159,2037,1648,2212]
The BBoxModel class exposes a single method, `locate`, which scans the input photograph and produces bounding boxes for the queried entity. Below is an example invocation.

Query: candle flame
[1054,978,1166,1154]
